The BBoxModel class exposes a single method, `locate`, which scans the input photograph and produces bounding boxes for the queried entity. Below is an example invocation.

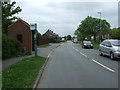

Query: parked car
[99,39,120,60]
[82,41,93,49]
[73,38,78,43]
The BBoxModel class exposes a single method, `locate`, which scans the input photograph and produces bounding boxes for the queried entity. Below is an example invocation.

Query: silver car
[99,39,120,60]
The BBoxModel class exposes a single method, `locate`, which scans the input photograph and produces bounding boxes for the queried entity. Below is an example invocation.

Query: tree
[75,16,111,42]
[2,1,22,35]
[67,35,72,40]
[110,28,120,39]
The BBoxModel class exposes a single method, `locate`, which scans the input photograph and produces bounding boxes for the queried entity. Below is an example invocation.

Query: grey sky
[13,0,118,36]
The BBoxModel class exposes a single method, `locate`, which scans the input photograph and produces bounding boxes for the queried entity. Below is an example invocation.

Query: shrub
[2,34,23,59]
[48,37,60,43]
[110,28,120,39]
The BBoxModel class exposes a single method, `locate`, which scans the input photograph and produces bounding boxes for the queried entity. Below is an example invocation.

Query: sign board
[30,24,35,30]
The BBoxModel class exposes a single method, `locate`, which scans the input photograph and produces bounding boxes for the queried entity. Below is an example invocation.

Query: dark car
[82,41,93,49]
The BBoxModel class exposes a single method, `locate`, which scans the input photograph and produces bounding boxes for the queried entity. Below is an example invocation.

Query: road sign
[30,23,38,57]
[30,24,36,30]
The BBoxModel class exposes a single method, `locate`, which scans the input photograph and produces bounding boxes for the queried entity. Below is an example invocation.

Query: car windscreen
[83,41,91,44]
[111,40,120,46]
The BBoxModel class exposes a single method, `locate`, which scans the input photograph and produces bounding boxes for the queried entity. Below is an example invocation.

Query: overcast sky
[12,0,118,37]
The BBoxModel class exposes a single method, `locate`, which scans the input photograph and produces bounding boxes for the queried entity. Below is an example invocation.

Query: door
[105,41,112,56]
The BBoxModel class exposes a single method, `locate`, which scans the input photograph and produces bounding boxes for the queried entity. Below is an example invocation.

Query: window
[17,34,23,43]
[106,41,112,47]
[101,41,106,46]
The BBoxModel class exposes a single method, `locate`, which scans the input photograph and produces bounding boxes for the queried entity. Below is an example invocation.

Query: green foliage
[75,16,111,42]
[67,35,72,40]
[2,56,46,88]
[110,28,120,39]
[48,36,60,43]
[2,1,22,35]
[93,43,100,49]
[25,50,32,55]
[2,34,23,59]
[62,36,67,41]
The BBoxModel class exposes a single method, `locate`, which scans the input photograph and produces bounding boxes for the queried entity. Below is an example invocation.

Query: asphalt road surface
[37,41,119,88]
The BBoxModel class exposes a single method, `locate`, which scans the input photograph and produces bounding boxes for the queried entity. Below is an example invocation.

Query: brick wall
[8,19,33,52]
[38,37,49,45]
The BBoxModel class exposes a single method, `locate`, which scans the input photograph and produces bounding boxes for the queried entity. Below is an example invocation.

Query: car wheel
[110,52,115,60]
[99,50,103,56]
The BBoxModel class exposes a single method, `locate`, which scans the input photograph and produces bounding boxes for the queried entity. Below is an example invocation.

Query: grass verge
[38,44,51,48]
[2,56,46,88]
[93,43,100,49]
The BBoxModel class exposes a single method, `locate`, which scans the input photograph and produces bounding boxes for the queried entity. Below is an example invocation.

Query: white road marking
[91,59,115,73]
[48,51,52,58]
[75,49,79,52]
[79,52,87,57]
[72,43,115,73]
[73,47,75,49]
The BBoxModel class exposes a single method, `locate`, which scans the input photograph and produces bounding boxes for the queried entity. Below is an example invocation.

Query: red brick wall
[39,37,49,45]
[8,20,33,52]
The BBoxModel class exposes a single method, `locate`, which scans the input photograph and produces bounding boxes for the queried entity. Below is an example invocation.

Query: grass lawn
[38,44,51,48]
[2,56,46,88]
[93,43,100,49]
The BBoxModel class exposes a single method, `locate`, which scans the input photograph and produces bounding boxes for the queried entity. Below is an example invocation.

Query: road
[37,41,118,88]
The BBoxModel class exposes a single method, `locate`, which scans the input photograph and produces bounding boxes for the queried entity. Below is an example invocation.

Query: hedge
[2,34,23,59]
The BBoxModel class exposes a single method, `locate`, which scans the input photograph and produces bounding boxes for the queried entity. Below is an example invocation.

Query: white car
[99,39,120,60]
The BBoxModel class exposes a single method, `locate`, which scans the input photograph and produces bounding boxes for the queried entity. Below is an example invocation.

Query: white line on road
[73,47,75,49]
[48,51,52,58]
[91,59,115,73]
[75,49,79,52]
[80,52,87,57]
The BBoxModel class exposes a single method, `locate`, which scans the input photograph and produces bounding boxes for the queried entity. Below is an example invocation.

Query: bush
[110,28,120,39]
[48,37,60,43]
[2,34,23,59]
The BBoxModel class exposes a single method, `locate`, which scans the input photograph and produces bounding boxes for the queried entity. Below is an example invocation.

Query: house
[8,18,33,52]
[42,29,60,43]
[43,29,60,39]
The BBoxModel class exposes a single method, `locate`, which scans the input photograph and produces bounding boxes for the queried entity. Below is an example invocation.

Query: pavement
[37,41,119,88]
[2,43,60,70]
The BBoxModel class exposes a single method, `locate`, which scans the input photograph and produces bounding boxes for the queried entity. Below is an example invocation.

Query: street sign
[30,23,38,57]
[30,24,35,30]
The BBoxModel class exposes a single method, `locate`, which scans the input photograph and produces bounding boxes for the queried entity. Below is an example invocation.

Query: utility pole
[98,12,102,43]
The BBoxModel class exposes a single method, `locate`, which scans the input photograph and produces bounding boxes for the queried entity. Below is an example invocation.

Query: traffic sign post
[30,23,37,57]
[34,24,37,57]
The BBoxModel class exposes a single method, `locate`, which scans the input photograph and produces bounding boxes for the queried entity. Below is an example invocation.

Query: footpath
[2,43,60,70]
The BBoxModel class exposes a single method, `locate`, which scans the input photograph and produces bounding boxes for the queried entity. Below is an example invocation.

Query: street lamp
[30,23,38,57]
[98,12,102,43]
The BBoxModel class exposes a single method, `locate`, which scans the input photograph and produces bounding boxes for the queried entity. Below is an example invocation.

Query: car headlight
[114,49,120,52]
[91,44,93,46]
[84,44,87,46]
[117,49,120,52]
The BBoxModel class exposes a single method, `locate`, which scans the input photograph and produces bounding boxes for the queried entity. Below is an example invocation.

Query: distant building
[42,29,61,43]
[8,18,33,52]
[43,29,60,39]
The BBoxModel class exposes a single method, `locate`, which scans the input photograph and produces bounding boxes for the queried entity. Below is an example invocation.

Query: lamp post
[98,12,102,43]
[30,23,38,57]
